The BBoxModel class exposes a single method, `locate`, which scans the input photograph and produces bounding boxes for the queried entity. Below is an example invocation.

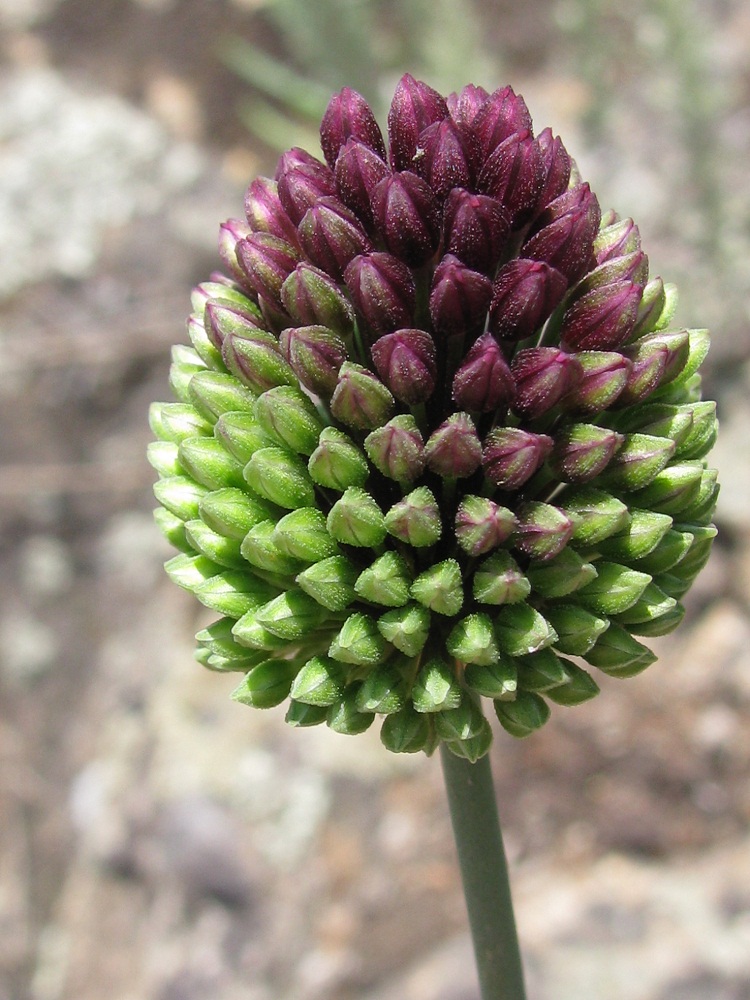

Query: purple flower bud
[630,277,666,339]
[632,330,691,385]
[370,328,437,405]
[244,177,300,247]
[236,232,301,310]
[371,171,441,266]
[452,332,515,413]
[384,486,442,547]
[218,219,254,286]
[274,146,322,178]
[573,252,649,295]
[279,324,347,397]
[320,87,387,168]
[330,361,396,430]
[344,252,416,336]
[447,84,490,129]
[510,347,583,419]
[334,139,390,229]
[562,351,632,414]
[276,152,337,225]
[477,130,544,228]
[455,496,516,556]
[473,86,533,159]
[523,183,602,284]
[443,188,511,274]
[365,414,425,484]
[514,502,574,561]
[550,424,624,482]
[280,262,355,336]
[560,280,644,351]
[424,413,482,478]
[534,128,571,213]
[617,343,669,406]
[482,428,553,489]
[488,258,568,342]
[387,73,449,171]
[204,301,264,350]
[594,218,641,265]
[416,118,476,199]
[429,255,492,339]
[297,196,372,279]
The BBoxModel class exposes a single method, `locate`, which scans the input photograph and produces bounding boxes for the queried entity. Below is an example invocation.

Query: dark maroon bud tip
[428,255,493,340]
[320,87,387,168]
[452,332,515,413]
[236,232,301,308]
[204,301,264,350]
[279,325,347,397]
[334,139,390,228]
[443,189,511,274]
[344,252,416,337]
[244,177,300,247]
[510,347,583,419]
[274,145,325,180]
[447,84,490,129]
[387,73,450,171]
[276,160,337,226]
[489,258,568,342]
[474,85,533,159]
[424,413,482,478]
[371,171,441,267]
[482,428,553,489]
[370,328,437,405]
[560,280,644,351]
[477,130,544,228]
[416,119,476,199]
[523,183,602,284]
[534,128,572,213]
[298,197,372,279]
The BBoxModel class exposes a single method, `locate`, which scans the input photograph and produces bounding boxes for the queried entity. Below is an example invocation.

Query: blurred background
[0,1,749,998]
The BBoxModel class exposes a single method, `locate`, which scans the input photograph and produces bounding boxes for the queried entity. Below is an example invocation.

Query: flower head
[151,76,718,762]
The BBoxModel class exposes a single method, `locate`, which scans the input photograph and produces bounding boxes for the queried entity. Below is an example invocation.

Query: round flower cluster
[149,75,718,761]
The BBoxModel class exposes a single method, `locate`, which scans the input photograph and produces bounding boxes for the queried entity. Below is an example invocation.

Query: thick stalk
[440,746,527,1000]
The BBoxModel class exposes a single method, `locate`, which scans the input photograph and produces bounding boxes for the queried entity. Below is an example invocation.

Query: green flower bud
[614,401,694,448]
[188,371,256,421]
[326,487,386,547]
[516,648,568,692]
[178,437,246,490]
[546,660,600,705]
[255,588,329,640]
[244,446,316,508]
[513,502,574,561]
[231,659,300,709]
[632,529,693,574]
[355,662,408,714]
[149,402,212,444]
[187,315,225,370]
[671,524,717,578]
[411,559,464,616]
[273,508,339,562]
[231,614,290,651]
[241,521,306,575]
[364,414,425,484]
[442,719,494,763]
[153,507,191,552]
[447,613,501,666]
[651,281,679,331]
[148,441,184,478]
[194,570,279,618]
[196,617,254,659]
[629,460,703,516]
[495,691,550,738]
[184,519,244,569]
[308,427,369,490]
[412,657,462,712]
[578,561,651,615]
[355,550,412,607]
[435,694,487,742]
[222,328,298,394]
[600,433,675,491]
[545,604,610,655]
[154,476,209,521]
[472,551,530,606]
[377,604,431,657]
[494,603,557,656]
[464,656,518,700]
[384,487,442,547]
[165,552,221,591]
[326,683,375,734]
[289,655,347,706]
[584,621,657,677]
[214,412,274,464]
[677,467,718,523]
[625,602,685,637]
[296,554,358,611]
[615,581,677,627]
[596,509,673,561]
[330,361,396,430]
[550,424,624,483]
[285,701,329,727]
[629,277,666,339]
[455,496,515,557]
[525,548,597,598]
[329,612,387,666]
[559,487,630,546]
[380,706,431,753]
[656,328,709,391]
[199,487,278,540]
[254,385,325,455]
[675,401,718,460]
[424,412,483,479]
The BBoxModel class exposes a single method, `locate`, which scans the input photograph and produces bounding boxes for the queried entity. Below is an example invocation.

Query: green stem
[440,746,527,1000]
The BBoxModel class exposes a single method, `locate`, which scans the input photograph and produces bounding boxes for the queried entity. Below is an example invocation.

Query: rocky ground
[1,2,750,999]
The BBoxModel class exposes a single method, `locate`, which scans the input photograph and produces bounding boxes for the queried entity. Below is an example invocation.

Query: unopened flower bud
[617,341,669,405]
[474,85,533,157]
[630,460,705,516]
[464,656,518,701]
[377,603,431,658]
[231,658,300,710]
[198,487,276,540]
[276,151,336,225]
[510,347,583,418]
[364,414,425,484]
[495,603,557,657]
[387,73,449,171]
[596,509,673,562]
[560,280,644,351]
[370,328,437,405]
[333,139,390,228]
[523,183,601,284]
[253,385,323,454]
[455,496,516,556]
[237,232,301,309]
[221,328,298,395]
[446,83,490,128]
[371,171,441,266]
[560,487,630,545]
[577,562,652,615]
[329,612,387,666]
[272,507,338,562]
[417,119,475,199]
[526,547,597,598]
[218,219,254,285]
[424,413,482,479]
[356,662,409,714]
[435,693,487,742]
[178,437,245,491]
[204,300,264,350]
[308,427,369,490]
[545,659,600,705]
[326,487,386,547]
[593,217,641,264]
[516,648,567,692]
[280,263,355,336]
[442,188,510,274]
[452,333,515,412]
[675,401,718,460]
[477,130,543,227]
[385,486,442,547]
[244,177,300,246]
[290,655,347,706]
[584,622,657,677]
[513,501,574,561]
[548,605,609,657]
[298,196,372,279]
[412,656,462,711]
[188,371,255,420]
[344,252,416,336]
[326,683,375,734]
[244,446,316,508]
[296,555,358,612]
[550,424,624,482]
[330,362,395,430]
[629,277,667,339]
[154,476,208,522]
[482,427,553,489]
[355,550,412,607]
[411,559,463,616]
[631,529,693,575]
[534,127,571,212]
[320,86,387,167]
[149,401,212,444]
[429,255,492,339]
[601,432,675,490]
[473,551,530,605]
[488,258,568,342]
[242,519,307,575]
[255,588,329,641]
[447,613,501,666]
[562,351,631,414]
[381,705,431,754]
[279,324,347,397]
